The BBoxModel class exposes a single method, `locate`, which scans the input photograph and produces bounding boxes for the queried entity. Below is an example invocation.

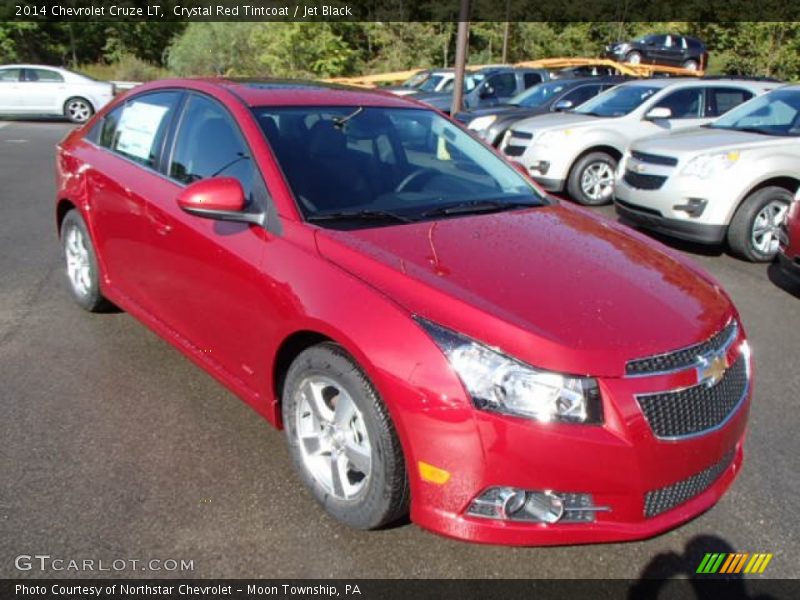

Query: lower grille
[644,449,735,517]
[623,169,667,190]
[636,354,748,440]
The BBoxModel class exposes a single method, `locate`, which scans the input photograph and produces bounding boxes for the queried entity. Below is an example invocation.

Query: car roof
[0,64,67,70]
[155,78,429,109]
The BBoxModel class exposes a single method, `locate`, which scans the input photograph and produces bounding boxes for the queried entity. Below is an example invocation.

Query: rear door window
[110,91,181,169]
[707,87,753,117]
[654,87,704,118]
[26,68,64,82]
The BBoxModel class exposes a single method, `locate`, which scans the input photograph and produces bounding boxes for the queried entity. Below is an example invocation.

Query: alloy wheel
[751,200,788,255]
[66,99,92,123]
[65,225,92,297]
[294,375,372,500]
[580,162,615,202]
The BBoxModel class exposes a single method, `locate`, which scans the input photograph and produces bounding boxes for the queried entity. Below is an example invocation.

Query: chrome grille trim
[626,320,738,378]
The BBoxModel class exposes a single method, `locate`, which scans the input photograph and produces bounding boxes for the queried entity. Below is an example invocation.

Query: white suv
[615,85,800,262]
[499,78,775,205]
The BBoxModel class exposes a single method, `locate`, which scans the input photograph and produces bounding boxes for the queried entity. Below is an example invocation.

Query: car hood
[315,204,733,378]
[634,127,798,156]
[510,111,604,133]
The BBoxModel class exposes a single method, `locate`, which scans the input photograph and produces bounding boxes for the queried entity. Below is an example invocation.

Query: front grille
[623,169,667,190]
[626,321,737,376]
[509,130,533,140]
[637,354,748,440]
[503,145,526,157]
[644,449,735,517]
[631,150,678,166]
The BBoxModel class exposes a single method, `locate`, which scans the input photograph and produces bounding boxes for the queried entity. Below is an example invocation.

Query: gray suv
[615,85,800,262]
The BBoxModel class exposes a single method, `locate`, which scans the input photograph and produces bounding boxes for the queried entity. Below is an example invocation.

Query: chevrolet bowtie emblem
[697,351,729,387]
[632,162,647,173]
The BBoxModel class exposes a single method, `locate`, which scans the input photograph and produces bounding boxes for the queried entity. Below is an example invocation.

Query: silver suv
[499,78,775,205]
[615,85,800,262]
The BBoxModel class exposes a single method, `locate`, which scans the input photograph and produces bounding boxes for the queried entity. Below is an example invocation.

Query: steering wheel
[395,168,440,193]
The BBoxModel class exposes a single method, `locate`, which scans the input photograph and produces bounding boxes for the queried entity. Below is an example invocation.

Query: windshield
[510,81,569,108]
[417,74,445,92]
[252,106,543,228]
[575,85,659,117]
[402,71,429,89]
[709,88,800,136]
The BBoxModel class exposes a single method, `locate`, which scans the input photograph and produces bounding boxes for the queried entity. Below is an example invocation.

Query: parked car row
[489,77,798,263]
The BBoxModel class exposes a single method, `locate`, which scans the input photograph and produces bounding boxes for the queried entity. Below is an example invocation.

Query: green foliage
[166,23,259,76]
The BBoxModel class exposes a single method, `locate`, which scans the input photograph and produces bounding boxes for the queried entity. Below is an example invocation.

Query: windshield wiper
[419,199,541,218]
[306,209,414,224]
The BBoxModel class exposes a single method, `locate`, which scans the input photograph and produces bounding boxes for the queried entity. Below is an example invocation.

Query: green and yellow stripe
[696,552,773,574]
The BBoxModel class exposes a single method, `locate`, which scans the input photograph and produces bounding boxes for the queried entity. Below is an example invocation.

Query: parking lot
[1,119,799,581]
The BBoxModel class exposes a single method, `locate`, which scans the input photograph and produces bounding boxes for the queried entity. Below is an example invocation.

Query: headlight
[681,151,740,179]
[468,115,497,132]
[536,129,573,148]
[416,318,603,424]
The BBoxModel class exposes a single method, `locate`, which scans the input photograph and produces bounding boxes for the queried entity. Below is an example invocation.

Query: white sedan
[0,64,114,123]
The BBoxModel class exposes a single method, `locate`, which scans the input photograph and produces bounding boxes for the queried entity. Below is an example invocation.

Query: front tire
[625,51,643,65]
[282,343,409,529]
[567,151,618,206]
[727,186,792,262]
[64,97,94,124]
[61,210,112,312]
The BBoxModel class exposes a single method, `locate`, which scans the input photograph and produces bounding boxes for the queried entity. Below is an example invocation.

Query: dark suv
[454,76,627,146]
[412,67,552,114]
[605,34,708,71]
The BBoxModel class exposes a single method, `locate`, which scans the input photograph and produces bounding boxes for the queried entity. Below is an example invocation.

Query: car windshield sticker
[116,101,168,161]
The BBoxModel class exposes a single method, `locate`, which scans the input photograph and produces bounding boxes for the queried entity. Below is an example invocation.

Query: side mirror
[553,99,574,111]
[479,84,495,99]
[176,177,265,226]
[645,106,672,120]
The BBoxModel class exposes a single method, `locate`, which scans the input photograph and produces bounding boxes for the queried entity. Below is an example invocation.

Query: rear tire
[682,59,699,71]
[64,97,94,124]
[727,186,792,262]
[567,151,618,206]
[61,210,112,312]
[282,343,409,529]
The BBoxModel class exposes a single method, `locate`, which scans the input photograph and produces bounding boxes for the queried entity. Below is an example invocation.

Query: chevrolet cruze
[56,79,753,545]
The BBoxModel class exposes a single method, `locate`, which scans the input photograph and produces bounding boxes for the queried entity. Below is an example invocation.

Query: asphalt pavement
[1,121,799,582]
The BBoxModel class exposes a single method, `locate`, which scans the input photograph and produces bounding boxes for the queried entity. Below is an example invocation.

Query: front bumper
[406,326,751,545]
[503,141,573,193]
[615,198,728,244]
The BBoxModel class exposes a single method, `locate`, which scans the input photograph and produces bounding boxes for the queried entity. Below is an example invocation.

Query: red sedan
[56,78,753,545]
[779,190,800,281]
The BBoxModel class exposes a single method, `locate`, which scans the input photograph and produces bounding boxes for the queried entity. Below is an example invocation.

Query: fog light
[531,161,550,175]
[466,487,608,523]
[674,198,707,217]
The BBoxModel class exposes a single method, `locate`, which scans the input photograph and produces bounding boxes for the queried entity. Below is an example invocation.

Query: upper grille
[623,169,667,190]
[503,145,526,157]
[626,321,738,376]
[631,150,679,166]
[637,354,748,440]
[644,449,735,517]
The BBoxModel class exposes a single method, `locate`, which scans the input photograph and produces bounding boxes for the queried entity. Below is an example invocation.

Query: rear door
[82,90,184,309]
[22,68,65,112]
[141,92,274,393]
